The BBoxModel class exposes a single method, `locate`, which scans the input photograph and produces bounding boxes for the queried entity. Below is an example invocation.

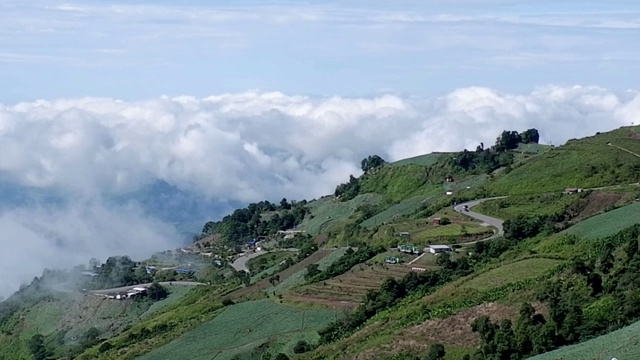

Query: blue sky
[1,0,640,102]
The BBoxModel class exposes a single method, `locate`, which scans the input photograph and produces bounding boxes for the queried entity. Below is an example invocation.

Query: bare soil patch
[353,302,545,360]
[293,264,416,304]
[566,191,631,223]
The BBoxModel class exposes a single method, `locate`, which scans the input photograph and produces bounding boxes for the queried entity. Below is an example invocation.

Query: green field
[529,318,640,360]
[389,153,444,167]
[563,201,640,239]
[297,193,383,235]
[138,299,338,360]
[270,248,347,295]
[460,258,562,292]
[488,126,640,195]
[360,195,434,228]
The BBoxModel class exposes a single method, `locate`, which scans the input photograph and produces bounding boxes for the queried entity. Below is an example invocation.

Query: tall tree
[361,155,386,173]
[520,128,540,144]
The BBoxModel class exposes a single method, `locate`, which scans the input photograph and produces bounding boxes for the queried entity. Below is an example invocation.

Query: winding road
[89,281,204,295]
[231,248,299,273]
[453,197,507,244]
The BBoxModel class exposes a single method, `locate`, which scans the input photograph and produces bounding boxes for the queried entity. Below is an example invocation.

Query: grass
[360,195,435,229]
[138,299,338,360]
[459,258,562,292]
[297,193,383,235]
[389,153,445,167]
[475,193,580,219]
[246,251,294,274]
[269,248,347,295]
[529,318,640,360]
[563,201,640,239]
[487,126,640,196]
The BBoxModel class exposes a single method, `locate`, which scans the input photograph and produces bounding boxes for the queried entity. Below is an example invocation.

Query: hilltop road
[231,248,299,273]
[454,197,507,244]
[90,281,204,295]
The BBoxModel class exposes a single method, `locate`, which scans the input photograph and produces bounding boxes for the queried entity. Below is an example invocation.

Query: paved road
[454,197,507,244]
[231,248,299,273]
[90,281,204,295]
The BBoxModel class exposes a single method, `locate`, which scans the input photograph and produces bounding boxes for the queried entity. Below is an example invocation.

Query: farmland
[459,258,562,292]
[297,193,383,235]
[269,247,348,296]
[487,126,640,196]
[292,263,417,305]
[360,195,434,229]
[529,318,640,360]
[563,201,640,239]
[389,153,444,167]
[371,213,493,247]
[138,299,338,360]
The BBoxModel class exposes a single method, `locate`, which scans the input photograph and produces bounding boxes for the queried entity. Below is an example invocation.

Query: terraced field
[529,318,640,360]
[389,153,445,167]
[270,247,348,295]
[292,264,418,305]
[297,193,383,235]
[360,195,434,229]
[563,201,640,239]
[138,299,337,360]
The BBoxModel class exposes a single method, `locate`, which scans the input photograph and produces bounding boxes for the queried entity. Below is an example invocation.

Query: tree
[273,354,290,360]
[426,343,446,360]
[147,282,169,301]
[520,129,540,144]
[626,239,639,262]
[293,340,312,354]
[28,334,48,360]
[436,253,453,269]
[495,130,521,152]
[305,264,321,280]
[361,155,386,173]
[439,217,451,226]
[280,198,291,210]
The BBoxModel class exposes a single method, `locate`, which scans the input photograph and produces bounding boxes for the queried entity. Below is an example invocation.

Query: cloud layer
[1,85,639,296]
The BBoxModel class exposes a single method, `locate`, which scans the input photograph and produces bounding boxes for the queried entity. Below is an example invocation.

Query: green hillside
[488,126,640,195]
[6,126,640,360]
[529,319,640,360]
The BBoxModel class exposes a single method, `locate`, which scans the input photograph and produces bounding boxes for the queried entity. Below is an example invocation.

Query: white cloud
[0,85,638,296]
[0,199,180,298]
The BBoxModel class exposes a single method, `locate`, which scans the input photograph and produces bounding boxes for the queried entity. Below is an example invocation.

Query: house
[563,188,583,195]
[445,191,453,195]
[445,176,454,183]
[411,246,423,255]
[176,268,194,275]
[145,266,157,274]
[398,232,410,238]
[385,256,400,264]
[399,245,412,253]
[433,218,441,225]
[428,245,452,254]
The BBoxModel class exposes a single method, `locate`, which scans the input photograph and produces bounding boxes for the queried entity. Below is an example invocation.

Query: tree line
[201,198,308,245]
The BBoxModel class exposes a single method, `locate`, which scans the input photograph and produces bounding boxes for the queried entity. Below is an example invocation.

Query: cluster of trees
[305,246,386,283]
[334,174,361,201]
[201,199,308,244]
[86,256,152,290]
[361,155,386,174]
[318,255,474,344]
[471,225,640,359]
[452,129,540,173]
[334,155,386,201]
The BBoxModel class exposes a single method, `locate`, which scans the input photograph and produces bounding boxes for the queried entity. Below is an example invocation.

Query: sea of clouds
[0,85,638,297]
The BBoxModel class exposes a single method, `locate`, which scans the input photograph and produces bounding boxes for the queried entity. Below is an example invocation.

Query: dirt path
[608,142,640,158]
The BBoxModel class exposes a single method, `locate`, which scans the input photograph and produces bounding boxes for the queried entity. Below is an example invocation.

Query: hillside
[3,126,640,360]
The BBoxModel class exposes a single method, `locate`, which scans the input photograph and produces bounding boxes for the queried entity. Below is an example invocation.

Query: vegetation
[6,126,640,360]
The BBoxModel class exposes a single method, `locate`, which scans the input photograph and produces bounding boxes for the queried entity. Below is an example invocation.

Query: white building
[428,245,452,254]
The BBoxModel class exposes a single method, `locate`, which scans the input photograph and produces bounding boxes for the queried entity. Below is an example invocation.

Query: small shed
[398,232,410,238]
[433,218,441,225]
[428,245,452,254]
